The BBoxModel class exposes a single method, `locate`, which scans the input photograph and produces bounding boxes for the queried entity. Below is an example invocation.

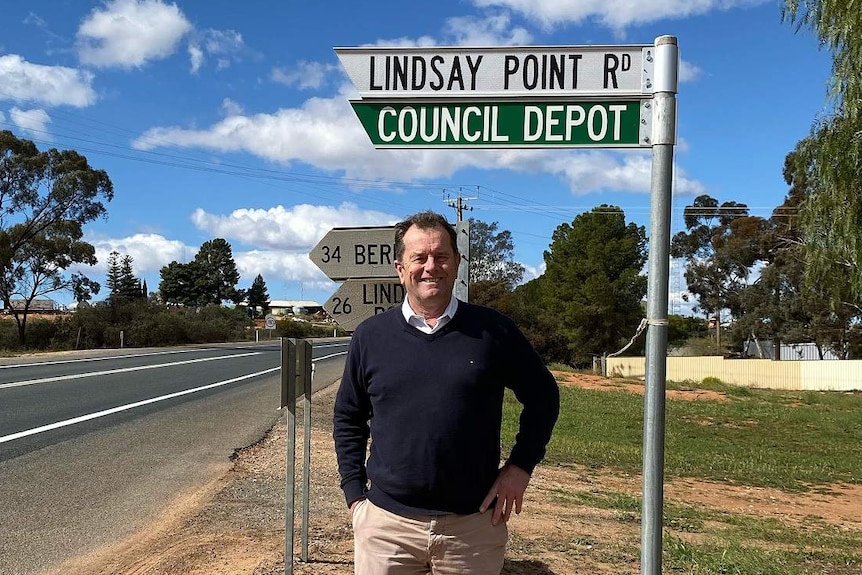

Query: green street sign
[350,99,650,148]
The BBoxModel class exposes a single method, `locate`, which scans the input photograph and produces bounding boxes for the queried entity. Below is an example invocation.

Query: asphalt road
[0,338,349,575]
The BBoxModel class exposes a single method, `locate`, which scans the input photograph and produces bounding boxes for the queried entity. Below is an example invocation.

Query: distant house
[268,300,323,316]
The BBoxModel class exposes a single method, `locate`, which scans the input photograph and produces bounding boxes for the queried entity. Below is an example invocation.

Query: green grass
[503,383,862,490]
[501,379,862,574]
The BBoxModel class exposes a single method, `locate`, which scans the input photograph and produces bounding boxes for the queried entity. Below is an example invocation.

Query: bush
[0,301,257,352]
[276,318,338,339]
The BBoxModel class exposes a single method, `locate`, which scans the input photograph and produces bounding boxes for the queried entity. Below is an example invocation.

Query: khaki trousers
[351,499,507,575]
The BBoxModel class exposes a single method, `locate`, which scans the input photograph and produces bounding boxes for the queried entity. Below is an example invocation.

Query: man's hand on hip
[479,463,531,526]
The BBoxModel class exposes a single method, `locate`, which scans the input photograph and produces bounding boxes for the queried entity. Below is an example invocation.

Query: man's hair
[394,211,459,261]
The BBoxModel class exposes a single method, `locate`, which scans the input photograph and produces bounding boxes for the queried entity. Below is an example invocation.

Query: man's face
[395,224,460,315]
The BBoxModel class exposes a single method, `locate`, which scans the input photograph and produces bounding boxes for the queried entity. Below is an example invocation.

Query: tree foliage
[467,218,525,308]
[529,206,647,366]
[782,1,862,298]
[159,238,243,307]
[0,131,112,344]
[246,273,271,317]
[671,194,768,343]
[106,251,144,301]
[194,238,243,305]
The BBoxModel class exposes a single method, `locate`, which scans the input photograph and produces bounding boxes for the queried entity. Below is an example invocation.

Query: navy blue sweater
[333,302,560,516]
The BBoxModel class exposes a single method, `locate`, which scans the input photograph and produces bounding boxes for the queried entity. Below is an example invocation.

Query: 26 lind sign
[324,280,405,332]
[350,100,649,148]
[336,45,654,98]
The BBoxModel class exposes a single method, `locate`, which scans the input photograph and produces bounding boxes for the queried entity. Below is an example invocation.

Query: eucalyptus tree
[0,131,112,345]
[467,218,525,308]
[670,195,767,346]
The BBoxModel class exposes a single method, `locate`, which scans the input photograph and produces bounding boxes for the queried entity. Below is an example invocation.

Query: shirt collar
[401,295,459,332]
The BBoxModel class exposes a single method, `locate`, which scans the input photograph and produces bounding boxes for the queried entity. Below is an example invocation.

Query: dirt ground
[48,373,862,575]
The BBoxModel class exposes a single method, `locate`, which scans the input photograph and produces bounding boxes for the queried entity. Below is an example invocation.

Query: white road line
[0,352,264,390]
[0,348,208,369]
[0,367,281,445]
[314,342,350,349]
[313,351,349,362]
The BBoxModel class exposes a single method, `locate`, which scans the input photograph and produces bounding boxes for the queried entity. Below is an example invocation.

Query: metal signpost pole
[282,338,297,575]
[297,340,313,562]
[641,35,678,575]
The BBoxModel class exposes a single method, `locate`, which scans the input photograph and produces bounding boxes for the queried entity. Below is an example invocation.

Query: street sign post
[309,226,397,281]
[349,99,651,148]
[323,279,405,332]
[336,45,654,99]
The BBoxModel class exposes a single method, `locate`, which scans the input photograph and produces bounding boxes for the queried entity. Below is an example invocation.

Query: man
[333,211,559,575]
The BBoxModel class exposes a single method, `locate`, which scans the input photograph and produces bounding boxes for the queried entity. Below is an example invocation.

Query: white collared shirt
[401,296,459,334]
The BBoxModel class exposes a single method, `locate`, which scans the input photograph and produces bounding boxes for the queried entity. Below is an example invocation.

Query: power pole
[443,188,477,222]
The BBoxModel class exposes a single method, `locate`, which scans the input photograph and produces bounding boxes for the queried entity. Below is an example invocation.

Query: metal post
[641,35,678,575]
[282,338,297,575]
[455,220,470,303]
[296,341,313,562]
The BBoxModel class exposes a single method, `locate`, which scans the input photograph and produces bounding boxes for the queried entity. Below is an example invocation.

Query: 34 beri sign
[309,226,398,280]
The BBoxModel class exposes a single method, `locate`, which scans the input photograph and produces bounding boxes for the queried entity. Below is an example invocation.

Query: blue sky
[0,0,833,312]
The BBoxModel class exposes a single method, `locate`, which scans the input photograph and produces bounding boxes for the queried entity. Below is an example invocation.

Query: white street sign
[309,226,397,281]
[264,314,277,329]
[324,279,404,332]
[336,45,653,99]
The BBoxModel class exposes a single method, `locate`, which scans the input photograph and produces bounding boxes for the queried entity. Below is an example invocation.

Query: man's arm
[484,320,560,522]
[332,340,372,508]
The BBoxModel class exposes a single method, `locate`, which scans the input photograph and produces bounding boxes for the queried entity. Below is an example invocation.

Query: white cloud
[188,29,246,72]
[0,55,96,107]
[234,250,336,286]
[471,0,769,31]
[443,13,533,45]
[679,59,703,83]
[190,203,399,250]
[23,13,48,29]
[368,12,531,48]
[541,151,705,196]
[201,29,244,56]
[221,98,244,116]
[76,0,192,68]
[521,261,545,282]
[271,61,335,90]
[9,107,51,138]
[85,233,194,275]
[188,43,204,74]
